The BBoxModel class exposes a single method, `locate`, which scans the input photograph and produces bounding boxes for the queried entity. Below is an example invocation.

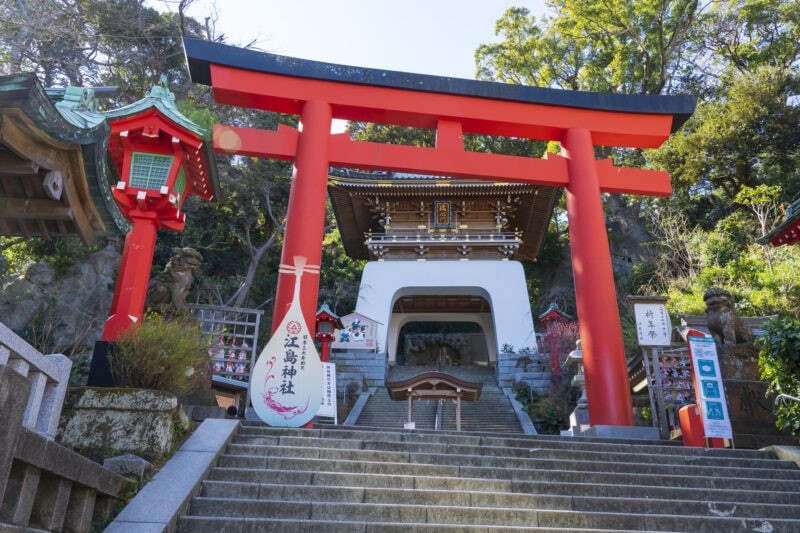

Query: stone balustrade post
[37,354,71,438]
[0,365,32,506]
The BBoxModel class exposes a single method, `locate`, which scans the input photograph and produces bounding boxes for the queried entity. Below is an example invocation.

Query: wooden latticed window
[129,152,173,190]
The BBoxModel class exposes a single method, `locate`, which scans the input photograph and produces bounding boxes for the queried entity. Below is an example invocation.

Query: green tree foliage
[648,67,800,207]
[1,0,205,101]
[476,1,701,95]
[3,0,799,358]
[735,184,783,238]
[318,224,364,316]
[703,0,800,77]
[0,1,352,338]
[477,0,800,328]
[758,317,800,437]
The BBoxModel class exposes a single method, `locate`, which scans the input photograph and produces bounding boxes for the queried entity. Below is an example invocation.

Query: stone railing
[1,322,132,531]
[0,322,71,439]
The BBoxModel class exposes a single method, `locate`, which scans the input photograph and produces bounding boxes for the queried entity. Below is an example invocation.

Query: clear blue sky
[162,0,546,79]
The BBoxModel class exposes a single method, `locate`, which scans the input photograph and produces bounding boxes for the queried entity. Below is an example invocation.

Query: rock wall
[0,249,119,354]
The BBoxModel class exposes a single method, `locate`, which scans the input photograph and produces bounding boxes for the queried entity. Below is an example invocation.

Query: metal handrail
[435,399,444,431]
[775,393,800,405]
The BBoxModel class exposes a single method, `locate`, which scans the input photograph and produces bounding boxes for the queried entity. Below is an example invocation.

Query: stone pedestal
[716,344,795,448]
[58,388,190,459]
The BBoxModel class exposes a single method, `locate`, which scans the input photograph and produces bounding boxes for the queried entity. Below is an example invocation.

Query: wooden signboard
[331,312,379,350]
[250,257,323,427]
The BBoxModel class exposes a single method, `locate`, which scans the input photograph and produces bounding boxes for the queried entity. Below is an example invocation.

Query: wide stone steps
[178,424,800,531]
[207,467,800,505]
[227,437,795,471]
[441,387,522,433]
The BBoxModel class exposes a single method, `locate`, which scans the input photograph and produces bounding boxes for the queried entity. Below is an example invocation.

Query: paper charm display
[250,256,323,427]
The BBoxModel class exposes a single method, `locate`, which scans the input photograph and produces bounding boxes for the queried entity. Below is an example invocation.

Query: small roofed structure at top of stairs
[386,370,482,431]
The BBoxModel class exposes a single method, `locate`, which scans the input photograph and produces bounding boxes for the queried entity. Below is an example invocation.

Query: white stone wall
[355,260,538,366]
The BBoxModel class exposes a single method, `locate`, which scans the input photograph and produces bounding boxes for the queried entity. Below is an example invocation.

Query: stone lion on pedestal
[704,287,752,345]
[146,248,203,316]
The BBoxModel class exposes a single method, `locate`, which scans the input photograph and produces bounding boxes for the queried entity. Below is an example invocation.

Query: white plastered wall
[355,260,537,363]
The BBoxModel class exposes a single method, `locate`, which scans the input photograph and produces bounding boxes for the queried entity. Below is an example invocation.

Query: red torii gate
[184,38,696,427]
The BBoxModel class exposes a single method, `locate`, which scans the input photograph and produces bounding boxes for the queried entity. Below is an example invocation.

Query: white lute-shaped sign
[250,256,323,427]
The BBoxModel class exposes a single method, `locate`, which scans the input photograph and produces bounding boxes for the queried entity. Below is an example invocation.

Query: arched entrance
[390,294,496,367]
[395,318,491,368]
[355,261,534,364]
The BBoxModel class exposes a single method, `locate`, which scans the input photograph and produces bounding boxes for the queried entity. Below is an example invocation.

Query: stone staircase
[355,365,523,433]
[177,423,800,531]
[355,387,439,429]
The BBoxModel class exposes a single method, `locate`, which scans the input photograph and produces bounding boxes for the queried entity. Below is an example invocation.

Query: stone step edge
[240,421,774,456]
[213,457,800,490]
[198,479,800,515]
[184,497,800,528]
[236,425,749,454]
[235,427,765,460]
[206,467,800,499]
[228,438,789,469]
[107,418,240,532]
[218,447,800,479]
[177,515,644,532]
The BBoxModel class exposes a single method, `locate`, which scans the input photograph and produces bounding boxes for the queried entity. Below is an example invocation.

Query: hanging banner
[318,362,337,422]
[250,257,323,427]
[687,336,733,439]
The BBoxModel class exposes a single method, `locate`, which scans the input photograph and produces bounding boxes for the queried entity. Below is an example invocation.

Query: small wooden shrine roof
[759,197,800,247]
[386,371,483,402]
[0,74,129,244]
[538,302,574,323]
[328,168,558,260]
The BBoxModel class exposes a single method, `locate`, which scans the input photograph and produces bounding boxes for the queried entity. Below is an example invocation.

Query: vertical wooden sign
[250,257,323,427]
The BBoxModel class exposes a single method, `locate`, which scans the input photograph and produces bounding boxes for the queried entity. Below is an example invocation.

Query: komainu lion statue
[704,287,752,345]
[146,247,203,316]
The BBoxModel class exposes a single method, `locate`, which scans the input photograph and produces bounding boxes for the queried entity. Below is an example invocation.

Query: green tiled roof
[102,76,209,139]
[0,73,130,236]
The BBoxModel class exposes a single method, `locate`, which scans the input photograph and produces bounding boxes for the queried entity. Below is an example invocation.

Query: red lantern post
[88,80,218,385]
[315,304,342,363]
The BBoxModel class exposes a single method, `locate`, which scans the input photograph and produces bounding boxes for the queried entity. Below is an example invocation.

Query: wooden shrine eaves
[386,371,483,402]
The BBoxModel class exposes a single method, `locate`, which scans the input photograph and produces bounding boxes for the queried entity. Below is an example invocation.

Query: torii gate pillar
[272,100,332,333]
[562,128,632,425]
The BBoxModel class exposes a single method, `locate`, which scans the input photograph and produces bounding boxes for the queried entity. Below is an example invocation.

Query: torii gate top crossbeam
[184,38,695,149]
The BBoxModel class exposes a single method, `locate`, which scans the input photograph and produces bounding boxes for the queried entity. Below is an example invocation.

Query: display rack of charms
[643,346,696,439]
[190,304,264,391]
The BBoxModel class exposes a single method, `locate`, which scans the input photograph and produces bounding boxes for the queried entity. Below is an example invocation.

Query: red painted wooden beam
[209,65,674,149]
[213,124,671,196]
